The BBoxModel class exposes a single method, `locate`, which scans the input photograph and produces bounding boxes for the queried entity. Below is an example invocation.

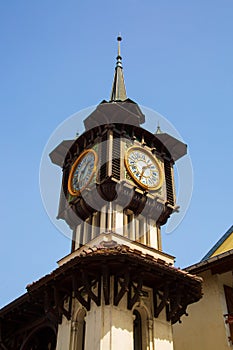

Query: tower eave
[155,133,187,161]
[49,140,75,167]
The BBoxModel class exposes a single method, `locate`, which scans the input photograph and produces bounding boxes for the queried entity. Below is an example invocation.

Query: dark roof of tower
[83,99,145,131]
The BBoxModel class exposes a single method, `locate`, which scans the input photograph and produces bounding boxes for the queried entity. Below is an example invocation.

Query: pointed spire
[155,121,163,134]
[110,35,127,102]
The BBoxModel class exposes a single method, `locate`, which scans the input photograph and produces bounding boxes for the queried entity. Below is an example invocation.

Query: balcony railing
[224,313,233,325]
[224,313,233,343]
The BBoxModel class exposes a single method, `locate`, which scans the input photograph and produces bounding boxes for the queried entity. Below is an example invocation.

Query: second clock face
[125,146,163,190]
[68,149,97,195]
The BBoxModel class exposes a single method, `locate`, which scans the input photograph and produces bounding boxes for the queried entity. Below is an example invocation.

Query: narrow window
[81,318,86,350]
[75,309,86,350]
[133,310,142,350]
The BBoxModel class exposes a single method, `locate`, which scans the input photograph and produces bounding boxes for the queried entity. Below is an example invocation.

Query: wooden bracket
[128,276,143,310]
[72,273,90,311]
[154,284,170,318]
[167,288,182,321]
[166,284,190,324]
[114,269,130,306]
[72,270,101,310]
[43,289,59,325]
[53,286,71,323]
[81,270,101,307]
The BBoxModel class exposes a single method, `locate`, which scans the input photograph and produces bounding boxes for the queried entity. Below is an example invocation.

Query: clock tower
[48,37,202,350]
[50,37,186,253]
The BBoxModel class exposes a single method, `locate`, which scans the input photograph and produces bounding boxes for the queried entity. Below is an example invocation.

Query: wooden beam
[102,265,110,305]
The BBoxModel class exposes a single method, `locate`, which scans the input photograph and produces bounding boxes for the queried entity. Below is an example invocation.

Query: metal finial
[116,35,122,68]
[117,34,122,59]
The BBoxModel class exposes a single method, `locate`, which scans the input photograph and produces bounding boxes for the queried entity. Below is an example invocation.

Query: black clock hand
[82,160,92,178]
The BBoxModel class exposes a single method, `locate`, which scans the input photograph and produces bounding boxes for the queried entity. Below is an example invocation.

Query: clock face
[125,146,163,190]
[68,149,98,195]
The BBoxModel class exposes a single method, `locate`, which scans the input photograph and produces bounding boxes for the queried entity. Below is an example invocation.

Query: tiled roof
[27,244,202,291]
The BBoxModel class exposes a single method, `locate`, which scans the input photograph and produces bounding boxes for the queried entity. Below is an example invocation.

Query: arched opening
[74,308,86,350]
[21,326,56,350]
[133,309,142,350]
[133,304,152,350]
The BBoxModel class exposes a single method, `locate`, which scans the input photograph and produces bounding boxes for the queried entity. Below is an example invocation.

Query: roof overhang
[155,133,187,161]
[186,248,233,275]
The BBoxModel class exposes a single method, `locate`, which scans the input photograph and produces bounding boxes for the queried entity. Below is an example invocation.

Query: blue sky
[1,1,233,307]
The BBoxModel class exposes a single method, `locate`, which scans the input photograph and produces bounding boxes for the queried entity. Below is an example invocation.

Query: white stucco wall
[154,308,173,350]
[85,303,134,350]
[55,315,72,350]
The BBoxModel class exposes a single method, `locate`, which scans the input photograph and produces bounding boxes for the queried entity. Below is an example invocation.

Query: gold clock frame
[68,149,98,196]
[124,146,163,191]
